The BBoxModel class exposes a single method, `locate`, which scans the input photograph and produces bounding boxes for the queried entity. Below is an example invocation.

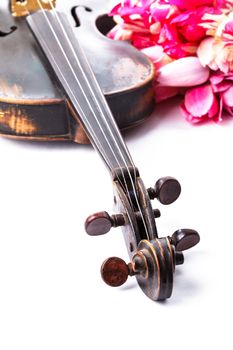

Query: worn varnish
[0,0,155,142]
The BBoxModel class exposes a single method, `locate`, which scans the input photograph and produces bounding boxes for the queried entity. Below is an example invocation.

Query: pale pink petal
[184,85,214,117]
[141,45,164,62]
[180,103,206,123]
[215,46,230,73]
[224,19,233,35]
[157,57,210,87]
[141,45,173,69]
[222,85,233,107]
[197,37,215,68]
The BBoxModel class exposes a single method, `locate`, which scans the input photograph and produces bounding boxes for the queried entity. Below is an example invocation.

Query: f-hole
[0,26,17,37]
[71,5,92,27]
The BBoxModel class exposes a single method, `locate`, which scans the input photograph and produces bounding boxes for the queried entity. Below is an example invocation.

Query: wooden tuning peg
[175,251,184,265]
[101,257,135,287]
[85,211,125,236]
[148,177,181,205]
[170,229,200,251]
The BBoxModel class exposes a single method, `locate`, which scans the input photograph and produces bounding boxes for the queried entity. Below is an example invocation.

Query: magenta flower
[108,1,220,56]
[108,0,233,124]
[181,71,233,123]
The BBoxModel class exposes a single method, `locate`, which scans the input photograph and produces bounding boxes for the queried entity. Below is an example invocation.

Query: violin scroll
[85,173,200,301]
[100,230,199,300]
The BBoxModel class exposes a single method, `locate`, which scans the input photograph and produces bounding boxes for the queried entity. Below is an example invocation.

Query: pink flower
[181,71,233,123]
[181,85,220,123]
[197,37,233,73]
[108,1,221,58]
[197,9,233,73]
[108,0,233,124]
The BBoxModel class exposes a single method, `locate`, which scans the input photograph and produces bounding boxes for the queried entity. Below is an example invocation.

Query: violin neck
[27,10,136,175]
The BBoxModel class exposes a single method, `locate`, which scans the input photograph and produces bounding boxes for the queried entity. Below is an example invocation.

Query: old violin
[0,0,154,142]
[0,0,200,301]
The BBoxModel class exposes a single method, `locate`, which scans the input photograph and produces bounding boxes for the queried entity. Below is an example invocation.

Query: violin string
[37,0,150,241]
[29,1,135,224]
[29,0,150,240]
[45,2,138,184]
[23,6,116,189]
[33,2,121,172]
[34,0,134,206]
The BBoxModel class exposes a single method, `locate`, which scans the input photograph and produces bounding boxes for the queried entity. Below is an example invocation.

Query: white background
[0,97,232,349]
[1,0,233,348]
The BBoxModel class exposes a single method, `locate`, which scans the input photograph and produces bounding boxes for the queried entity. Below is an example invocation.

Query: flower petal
[157,57,210,87]
[141,45,164,62]
[208,94,219,118]
[181,103,207,123]
[222,85,233,107]
[184,85,214,117]
[169,0,214,9]
[197,37,215,67]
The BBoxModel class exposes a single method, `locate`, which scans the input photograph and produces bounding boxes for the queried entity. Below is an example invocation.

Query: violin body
[0,0,154,143]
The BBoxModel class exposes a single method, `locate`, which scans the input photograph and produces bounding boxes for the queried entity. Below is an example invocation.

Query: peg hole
[129,242,134,252]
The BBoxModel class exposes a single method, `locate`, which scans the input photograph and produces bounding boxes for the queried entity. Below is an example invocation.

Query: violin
[0,0,200,301]
[0,0,154,143]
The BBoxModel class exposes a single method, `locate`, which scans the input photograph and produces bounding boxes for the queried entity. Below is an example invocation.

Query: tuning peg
[85,211,125,236]
[148,176,181,205]
[101,257,135,287]
[170,229,200,251]
[101,240,185,296]
[175,251,184,265]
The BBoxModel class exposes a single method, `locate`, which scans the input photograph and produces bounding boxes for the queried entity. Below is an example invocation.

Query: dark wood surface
[0,0,155,142]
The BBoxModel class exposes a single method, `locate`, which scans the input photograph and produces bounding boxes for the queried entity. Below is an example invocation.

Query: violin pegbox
[85,173,200,301]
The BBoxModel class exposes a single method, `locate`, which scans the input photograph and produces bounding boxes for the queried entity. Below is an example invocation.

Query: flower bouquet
[108,0,233,123]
